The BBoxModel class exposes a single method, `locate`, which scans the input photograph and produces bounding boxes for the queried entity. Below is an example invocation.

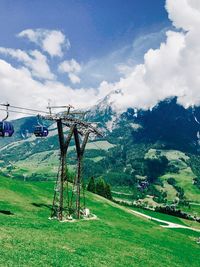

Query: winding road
[130,209,200,232]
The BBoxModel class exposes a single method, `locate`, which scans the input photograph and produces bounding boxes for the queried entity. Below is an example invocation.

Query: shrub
[87,177,96,193]
[167,177,176,186]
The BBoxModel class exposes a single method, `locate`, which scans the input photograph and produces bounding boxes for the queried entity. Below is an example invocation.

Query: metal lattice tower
[43,106,102,221]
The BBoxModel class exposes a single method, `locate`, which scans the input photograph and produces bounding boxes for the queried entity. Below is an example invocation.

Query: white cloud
[0,47,54,80]
[166,0,200,31]
[0,59,97,119]
[18,29,70,57]
[95,0,200,112]
[68,73,81,84]
[58,59,81,84]
[59,59,81,73]
[1,0,200,118]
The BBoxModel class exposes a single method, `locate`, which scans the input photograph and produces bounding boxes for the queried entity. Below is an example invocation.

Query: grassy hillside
[0,176,200,267]
[2,141,200,219]
[146,149,200,203]
[0,140,113,180]
[161,168,200,202]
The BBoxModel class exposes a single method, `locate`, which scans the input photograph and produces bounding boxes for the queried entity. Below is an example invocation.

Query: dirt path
[130,209,200,232]
[93,193,200,232]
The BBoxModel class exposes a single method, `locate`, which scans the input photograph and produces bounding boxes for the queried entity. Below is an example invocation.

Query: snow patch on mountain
[130,123,142,131]
[105,114,121,132]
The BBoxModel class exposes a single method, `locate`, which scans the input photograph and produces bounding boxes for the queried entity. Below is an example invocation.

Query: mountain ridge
[0,96,200,215]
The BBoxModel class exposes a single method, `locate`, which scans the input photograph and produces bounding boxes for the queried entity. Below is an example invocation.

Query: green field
[145,149,189,162]
[145,149,200,205]
[155,181,177,202]
[181,204,200,217]
[85,140,115,150]
[1,140,114,180]
[161,168,200,203]
[0,176,200,267]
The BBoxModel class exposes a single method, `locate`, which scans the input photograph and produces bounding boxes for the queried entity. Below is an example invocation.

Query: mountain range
[0,93,200,216]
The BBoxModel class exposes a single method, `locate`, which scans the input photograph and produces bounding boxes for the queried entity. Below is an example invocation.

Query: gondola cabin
[34,125,49,137]
[0,121,14,137]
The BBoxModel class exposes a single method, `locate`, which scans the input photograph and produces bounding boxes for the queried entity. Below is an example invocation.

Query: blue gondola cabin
[34,126,49,137]
[0,121,14,137]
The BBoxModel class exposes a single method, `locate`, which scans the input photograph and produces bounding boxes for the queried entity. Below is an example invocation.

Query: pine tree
[96,177,106,197]
[87,177,96,193]
[105,182,112,200]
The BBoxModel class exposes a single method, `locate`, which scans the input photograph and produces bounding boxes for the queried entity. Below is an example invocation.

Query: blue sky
[1,0,199,116]
[0,0,169,62]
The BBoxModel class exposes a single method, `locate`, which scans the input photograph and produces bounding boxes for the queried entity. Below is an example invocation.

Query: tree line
[87,177,112,200]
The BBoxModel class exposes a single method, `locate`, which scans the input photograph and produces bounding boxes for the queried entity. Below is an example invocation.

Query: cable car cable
[6,104,49,114]
[0,103,55,115]
[0,108,37,117]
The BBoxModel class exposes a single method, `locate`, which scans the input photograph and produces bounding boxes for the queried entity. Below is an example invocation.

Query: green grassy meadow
[1,140,113,180]
[145,149,200,205]
[161,168,200,202]
[0,176,200,267]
